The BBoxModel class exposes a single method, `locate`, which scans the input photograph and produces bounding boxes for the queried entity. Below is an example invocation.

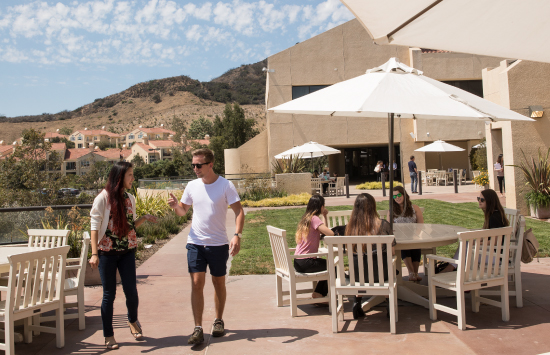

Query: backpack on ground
[521,227,539,263]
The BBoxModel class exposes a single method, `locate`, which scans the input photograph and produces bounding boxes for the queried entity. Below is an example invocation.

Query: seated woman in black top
[440,188,509,273]
[345,193,395,318]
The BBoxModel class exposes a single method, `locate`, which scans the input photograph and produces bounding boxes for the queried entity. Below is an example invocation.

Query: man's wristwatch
[234,233,242,238]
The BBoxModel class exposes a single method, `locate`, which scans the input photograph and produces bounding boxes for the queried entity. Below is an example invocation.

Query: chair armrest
[290,252,328,259]
[67,258,80,263]
[0,286,7,292]
[289,248,296,252]
[426,254,458,264]
[66,265,82,271]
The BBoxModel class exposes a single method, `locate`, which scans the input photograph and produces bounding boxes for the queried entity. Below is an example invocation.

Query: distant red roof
[149,140,180,148]
[75,130,121,138]
[134,142,152,151]
[137,127,175,135]
[420,48,451,53]
[185,138,210,151]
[95,149,131,160]
[0,145,13,157]
[65,148,93,160]
[50,143,66,151]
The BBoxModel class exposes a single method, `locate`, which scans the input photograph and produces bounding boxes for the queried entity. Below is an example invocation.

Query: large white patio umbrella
[274,141,341,171]
[415,140,465,170]
[340,0,550,63]
[269,57,533,228]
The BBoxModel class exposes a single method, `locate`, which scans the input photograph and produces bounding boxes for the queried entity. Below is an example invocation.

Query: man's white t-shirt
[180,176,240,246]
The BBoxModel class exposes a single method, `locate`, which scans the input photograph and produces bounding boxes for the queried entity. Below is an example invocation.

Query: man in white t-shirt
[168,148,244,345]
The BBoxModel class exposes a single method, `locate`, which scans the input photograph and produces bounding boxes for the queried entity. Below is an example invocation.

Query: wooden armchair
[267,226,331,317]
[0,246,69,354]
[427,227,513,330]
[325,235,397,333]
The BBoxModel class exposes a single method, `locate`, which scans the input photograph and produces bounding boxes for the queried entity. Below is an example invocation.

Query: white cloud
[0,0,353,66]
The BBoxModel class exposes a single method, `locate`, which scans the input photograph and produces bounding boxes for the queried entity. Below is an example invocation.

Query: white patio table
[322,223,469,311]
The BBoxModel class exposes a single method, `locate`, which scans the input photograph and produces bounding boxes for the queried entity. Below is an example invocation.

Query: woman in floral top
[90,162,157,350]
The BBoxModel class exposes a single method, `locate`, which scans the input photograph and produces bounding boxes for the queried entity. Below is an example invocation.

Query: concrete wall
[275,173,311,195]
[483,60,550,215]
[224,130,269,175]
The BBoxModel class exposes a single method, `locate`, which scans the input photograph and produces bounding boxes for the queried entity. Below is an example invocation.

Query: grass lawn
[230,199,550,275]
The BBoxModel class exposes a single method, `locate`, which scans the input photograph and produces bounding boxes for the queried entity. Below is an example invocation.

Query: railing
[0,204,92,245]
[138,173,276,190]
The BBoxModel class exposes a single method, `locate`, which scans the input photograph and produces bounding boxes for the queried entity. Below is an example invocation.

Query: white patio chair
[335,177,345,196]
[326,210,352,230]
[458,169,466,185]
[325,235,397,334]
[0,246,69,354]
[311,178,322,195]
[435,171,447,186]
[427,226,513,330]
[479,209,525,307]
[472,170,481,188]
[267,226,331,317]
[38,233,91,330]
[27,229,70,248]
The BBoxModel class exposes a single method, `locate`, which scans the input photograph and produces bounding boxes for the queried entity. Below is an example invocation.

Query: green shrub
[357,181,403,190]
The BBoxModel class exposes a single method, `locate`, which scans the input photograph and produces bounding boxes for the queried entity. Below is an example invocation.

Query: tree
[188,116,213,140]
[170,114,187,145]
[58,126,73,136]
[131,153,145,168]
[50,136,75,148]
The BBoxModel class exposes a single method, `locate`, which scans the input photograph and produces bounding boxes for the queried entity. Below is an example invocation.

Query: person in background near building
[408,156,418,193]
[495,154,505,196]
[168,148,244,346]
[89,161,158,350]
[374,161,384,181]
[312,170,319,178]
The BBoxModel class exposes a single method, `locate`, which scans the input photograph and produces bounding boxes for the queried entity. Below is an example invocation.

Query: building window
[94,136,99,140]
[156,134,160,139]
[292,85,329,100]
[138,133,143,139]
[442,80,483,98]
[80,161,90,167]
[66,162,76,170]
[77,136,82,141]
[77,144,83,148]
[128,134,135,140]
[70,136,75,141]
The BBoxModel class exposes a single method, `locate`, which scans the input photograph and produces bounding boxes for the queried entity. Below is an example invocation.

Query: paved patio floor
[11,185,550,355]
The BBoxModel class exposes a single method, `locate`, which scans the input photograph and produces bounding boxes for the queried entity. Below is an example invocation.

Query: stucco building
[225,19,507,182]
[69,129,121,149]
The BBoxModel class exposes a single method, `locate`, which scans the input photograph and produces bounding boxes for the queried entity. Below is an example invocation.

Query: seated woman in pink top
[293,195,335,299]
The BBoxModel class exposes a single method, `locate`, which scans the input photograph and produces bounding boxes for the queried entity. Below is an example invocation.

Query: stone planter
[529,205,550,219]
[275,173,311,195]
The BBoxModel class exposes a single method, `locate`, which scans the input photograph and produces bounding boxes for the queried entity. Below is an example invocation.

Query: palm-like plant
[512,148,550,208]
[271,154,307,174]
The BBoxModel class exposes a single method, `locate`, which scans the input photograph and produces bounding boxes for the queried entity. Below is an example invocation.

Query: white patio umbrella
[274,141,341,171]
[269,57,533,227]
[415,140,465,170]
[340,0,550,63]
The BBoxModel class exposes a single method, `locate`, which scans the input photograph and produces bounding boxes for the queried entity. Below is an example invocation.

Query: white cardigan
[90,189,137,239]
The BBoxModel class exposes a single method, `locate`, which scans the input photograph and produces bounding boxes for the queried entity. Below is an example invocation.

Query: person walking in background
[168,148,244,345]
[374,161,384,181]
[408,155,418,193]
[89,162,158,350]
[495,154,505,196]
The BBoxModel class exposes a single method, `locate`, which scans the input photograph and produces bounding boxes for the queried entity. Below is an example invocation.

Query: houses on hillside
[1,125,212,176]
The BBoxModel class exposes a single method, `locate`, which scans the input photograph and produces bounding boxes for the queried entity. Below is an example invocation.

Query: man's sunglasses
[392,193,403,199]
[191,162,210,169]
[477,197,485,202]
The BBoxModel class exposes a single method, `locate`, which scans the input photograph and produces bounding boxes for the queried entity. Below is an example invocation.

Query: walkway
[13,190,549,355]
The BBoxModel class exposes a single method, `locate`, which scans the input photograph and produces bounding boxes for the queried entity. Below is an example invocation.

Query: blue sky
[0,0,354,117]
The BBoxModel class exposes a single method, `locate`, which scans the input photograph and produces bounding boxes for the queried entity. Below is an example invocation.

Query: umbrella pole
[388,113,394,231]
[311,153,313,173]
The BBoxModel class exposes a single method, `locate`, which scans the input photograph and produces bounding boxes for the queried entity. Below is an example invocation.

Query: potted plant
[472,170,489,189]
[512,148,550,219]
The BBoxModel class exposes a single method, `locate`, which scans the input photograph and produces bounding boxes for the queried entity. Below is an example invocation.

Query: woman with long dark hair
[89,162,158,349]
[440,188,509,273]
[294,195,334,300]
[392,186,424,282]
[345,193,395,319]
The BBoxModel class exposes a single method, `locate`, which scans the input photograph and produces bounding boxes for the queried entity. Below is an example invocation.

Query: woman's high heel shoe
[128,321,144,340]
[105,336,119,350]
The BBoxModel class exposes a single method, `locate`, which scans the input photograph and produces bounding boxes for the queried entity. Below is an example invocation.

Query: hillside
[0,59,268,143]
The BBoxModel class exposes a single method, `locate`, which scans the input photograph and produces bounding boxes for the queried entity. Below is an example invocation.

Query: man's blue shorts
[186,243,229,277]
